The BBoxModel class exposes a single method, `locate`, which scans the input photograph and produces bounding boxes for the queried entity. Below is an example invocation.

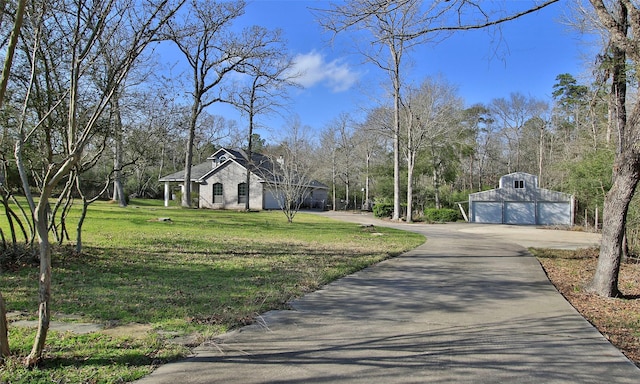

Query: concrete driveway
[135,212,638,383]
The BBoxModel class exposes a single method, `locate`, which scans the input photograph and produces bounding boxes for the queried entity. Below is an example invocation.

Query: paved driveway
[135,213,638,383]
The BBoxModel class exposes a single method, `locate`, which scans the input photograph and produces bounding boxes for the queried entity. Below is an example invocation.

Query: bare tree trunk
[331,149,337,210]
[392,66,401,221]
[182,102,198,208]
[433,168,441,210]
[586,0,632,298]
[586,156,639,297]
[406,153,415,223]
[25,200,52,366]
[365,152,370,210]
[112,94,126,207]
[344,177,350,210]
[245,116,253,211]
[538,123,544,185]
[0,292,10,360]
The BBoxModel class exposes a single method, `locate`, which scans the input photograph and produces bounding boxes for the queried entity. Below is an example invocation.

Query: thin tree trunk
[0,291,10,360]
[345,177,349,210]
[25,199,52,367]
[76,199,88,254]
[112,95,126,207]
[392,47,401,221]
[538,124,544,185]
[332,160,336,211]
[365,153,370,210]
[245,112,254,211]
[406,155,414,223]
[182,102,198,208]
[393,88,401,220]
[433,168,441,210]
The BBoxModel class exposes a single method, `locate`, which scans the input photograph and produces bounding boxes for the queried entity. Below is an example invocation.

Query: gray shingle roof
[159,148,328,190]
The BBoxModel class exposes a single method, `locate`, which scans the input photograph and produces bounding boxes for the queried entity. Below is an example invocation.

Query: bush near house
[424,208,461,223]
[373,202,394,218]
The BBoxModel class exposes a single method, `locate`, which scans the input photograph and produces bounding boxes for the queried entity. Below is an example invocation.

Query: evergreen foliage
[423,208,461,223]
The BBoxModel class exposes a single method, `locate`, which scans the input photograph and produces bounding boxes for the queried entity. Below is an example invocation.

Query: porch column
[164,182,170,207]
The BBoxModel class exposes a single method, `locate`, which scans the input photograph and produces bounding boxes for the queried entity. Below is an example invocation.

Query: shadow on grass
[46,238,403,329]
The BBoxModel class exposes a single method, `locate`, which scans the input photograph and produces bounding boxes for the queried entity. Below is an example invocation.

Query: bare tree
[0,0,27,361]
[317,0,560,221]
[584,0,640,297]
[318,0,429,221]
[460,104,496,191]
[401,77,463,221]
[224,31,298,210]
[490,93,548,174]
[261,117,316,223]
[166,0,279,208]
[352,116,388,210]
[164,0,244,207]
[319,127,340,210]
[12,0,182,366]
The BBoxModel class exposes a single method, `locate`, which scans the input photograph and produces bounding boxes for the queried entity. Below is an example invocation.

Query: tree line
[0,0,636,367]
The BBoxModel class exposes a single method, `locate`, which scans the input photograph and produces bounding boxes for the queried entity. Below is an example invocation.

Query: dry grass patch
[534,247,640,366]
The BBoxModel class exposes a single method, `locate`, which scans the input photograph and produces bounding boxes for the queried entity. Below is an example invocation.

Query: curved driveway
[136,212,639,383]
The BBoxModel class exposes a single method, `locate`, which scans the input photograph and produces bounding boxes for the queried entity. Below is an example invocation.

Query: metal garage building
[468,172,574,226]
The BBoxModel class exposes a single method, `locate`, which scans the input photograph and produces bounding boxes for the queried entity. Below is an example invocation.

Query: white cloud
[290,51,360,92]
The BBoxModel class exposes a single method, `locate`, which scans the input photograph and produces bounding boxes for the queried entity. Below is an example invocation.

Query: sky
[199,0,598,141]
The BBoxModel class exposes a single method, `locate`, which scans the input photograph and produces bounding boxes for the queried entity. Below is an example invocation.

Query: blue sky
[204,0,597,141]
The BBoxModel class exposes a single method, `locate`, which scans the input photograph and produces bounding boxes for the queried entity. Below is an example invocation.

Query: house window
[514,180,524,189]
[213,183,223,204]
[238,183,247,204]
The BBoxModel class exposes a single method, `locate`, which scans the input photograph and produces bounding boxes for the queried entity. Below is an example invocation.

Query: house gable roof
[158,161,214,183]
[159,148,327,190]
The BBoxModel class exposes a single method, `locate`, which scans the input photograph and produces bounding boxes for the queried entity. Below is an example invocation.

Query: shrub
[424,208,460,223]
[373,202,394,218]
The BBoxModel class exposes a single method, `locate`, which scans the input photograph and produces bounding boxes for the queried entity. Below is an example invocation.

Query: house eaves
[158,161,213,183]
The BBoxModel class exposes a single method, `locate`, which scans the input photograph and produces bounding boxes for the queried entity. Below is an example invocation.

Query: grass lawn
[0,199,424,383]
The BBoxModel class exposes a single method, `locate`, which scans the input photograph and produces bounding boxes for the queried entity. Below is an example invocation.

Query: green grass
[0,199,424,383]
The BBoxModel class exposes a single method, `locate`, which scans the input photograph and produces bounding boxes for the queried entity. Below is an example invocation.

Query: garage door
[473,202,502,223]
[538,202,571,225]
[263,187,283,210]
[505,202,536,225]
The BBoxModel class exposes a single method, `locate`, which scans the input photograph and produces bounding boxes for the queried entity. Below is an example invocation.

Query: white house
[159,148,328,210]
[468,172,574,225]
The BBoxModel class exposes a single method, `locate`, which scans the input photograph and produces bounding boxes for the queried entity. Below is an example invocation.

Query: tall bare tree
[165,0,245,207]
[490,93,548,174]
[262,117,315,223]
[0,0,27,362]
[12,0,183,366]
[318,0,429,220]
[585,0,640,297]
[319,127,340,210]
[317,0,560,220]
[166,0,279,208]
[225,32,297,210]
[401,76,463,221]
